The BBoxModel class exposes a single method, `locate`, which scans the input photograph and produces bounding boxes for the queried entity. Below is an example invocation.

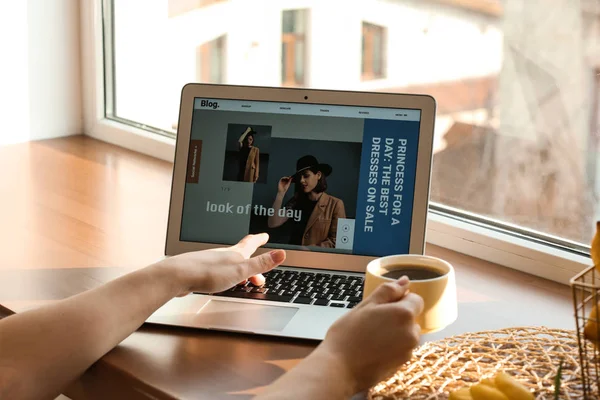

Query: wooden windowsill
[0,135,575,399]
[0,134,573,309]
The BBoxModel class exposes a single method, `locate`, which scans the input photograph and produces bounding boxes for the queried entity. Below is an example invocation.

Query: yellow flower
[494,372,534,400]
[470,383,509,400]
[449,387,473,400]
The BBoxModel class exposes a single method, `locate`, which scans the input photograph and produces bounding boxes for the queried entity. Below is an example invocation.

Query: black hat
[291,155,332,181]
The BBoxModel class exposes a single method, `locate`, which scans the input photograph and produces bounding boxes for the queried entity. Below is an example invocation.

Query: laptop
[146,84,436,341]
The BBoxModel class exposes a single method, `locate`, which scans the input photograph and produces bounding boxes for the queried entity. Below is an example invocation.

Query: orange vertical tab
[186,140,202,183]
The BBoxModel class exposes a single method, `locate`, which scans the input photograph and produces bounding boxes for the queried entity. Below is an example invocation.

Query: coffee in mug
[381,266,442,281]
[364,255,458,334]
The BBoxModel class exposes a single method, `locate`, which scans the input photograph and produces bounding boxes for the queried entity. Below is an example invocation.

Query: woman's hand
[268,180,292,228]
[277,176,292,194]
[151,233,286,297]
[255,276,424,400]
[0,234,283,400]
[317,277,423,392]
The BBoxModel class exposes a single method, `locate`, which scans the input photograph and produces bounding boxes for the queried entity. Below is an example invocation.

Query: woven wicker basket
[369,326,597,399]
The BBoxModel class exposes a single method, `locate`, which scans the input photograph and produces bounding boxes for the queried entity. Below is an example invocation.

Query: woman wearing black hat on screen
[268,155,346,248]
[237,127,259,183]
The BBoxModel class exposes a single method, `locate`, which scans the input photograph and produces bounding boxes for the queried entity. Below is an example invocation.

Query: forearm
[0,264,178,400]
[267,193,287,228]
[239,127,250,143]
[256,346,356,400]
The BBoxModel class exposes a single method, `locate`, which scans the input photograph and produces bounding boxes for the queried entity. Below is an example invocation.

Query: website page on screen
[180,98,422,257]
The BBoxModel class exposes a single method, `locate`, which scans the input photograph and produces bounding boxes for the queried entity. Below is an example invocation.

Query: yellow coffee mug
[364,255,458,334]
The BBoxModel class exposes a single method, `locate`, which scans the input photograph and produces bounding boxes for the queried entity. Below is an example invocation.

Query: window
[196,35,226,84]
[91,0,598,281]
[281,9,308,86]
[362,22,386,80]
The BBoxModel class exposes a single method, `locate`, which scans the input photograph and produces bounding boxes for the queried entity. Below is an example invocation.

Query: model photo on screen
[248,136,362,250]
[268,155,346,248]
[222,124,272,184]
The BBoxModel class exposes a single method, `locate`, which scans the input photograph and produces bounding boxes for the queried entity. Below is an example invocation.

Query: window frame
[82,0,593,284]
[82,0,175,161]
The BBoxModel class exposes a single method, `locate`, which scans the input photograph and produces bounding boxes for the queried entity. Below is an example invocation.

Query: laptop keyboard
[211,269,364,308]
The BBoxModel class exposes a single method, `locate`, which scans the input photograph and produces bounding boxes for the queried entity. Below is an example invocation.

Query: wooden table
[0,136,576,399]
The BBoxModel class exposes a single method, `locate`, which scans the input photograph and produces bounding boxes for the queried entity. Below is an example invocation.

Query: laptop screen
[180,98,421,257]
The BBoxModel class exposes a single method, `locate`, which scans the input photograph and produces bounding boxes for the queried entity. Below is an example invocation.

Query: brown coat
[302,193,346,248]
[243,147,260,183]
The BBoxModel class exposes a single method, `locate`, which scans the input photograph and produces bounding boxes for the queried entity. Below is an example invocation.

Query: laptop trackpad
[195,300,298,332]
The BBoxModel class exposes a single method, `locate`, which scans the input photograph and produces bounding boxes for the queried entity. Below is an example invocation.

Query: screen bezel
[165,84,436,273]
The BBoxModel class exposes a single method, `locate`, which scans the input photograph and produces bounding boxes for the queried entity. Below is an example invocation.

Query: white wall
[308,0,362,90]
[0,0,82,146]
[0,1,29,145]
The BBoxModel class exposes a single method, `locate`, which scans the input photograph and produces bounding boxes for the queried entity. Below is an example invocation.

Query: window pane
[361,32,366,75]
[362,22,386,80]
[372,27,382,77]
[281,9,306,85]
[294,39,304,84]
[108,0,600,246]
[196,35,225,84]
[281,40,288,83]
[282,9,295,33]
[294,9,306,34]
[210,36,225,83]
[282,9,307,34]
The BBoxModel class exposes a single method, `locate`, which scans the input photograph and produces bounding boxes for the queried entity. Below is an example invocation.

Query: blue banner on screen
[353,119,420,256]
